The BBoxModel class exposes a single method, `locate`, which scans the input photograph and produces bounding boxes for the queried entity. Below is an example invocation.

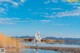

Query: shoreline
[24,46,80,53]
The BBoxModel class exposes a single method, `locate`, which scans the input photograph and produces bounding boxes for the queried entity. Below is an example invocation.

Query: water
[21,49,59,53]
[23,42,80,48]
[5,42,80,53]
[5,48,60,53]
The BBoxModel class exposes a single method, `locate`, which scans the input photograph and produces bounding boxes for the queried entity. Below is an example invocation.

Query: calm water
[20,48,60,53]
[5,42,80,53]
[5,48,60,53]
[23,42,80,48]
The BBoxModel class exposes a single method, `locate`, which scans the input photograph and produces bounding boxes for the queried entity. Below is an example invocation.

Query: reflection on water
[4,42,80,53]
[21,48,59,53]
[5,48,59,53]
[23,42,80,48]
[5,48,41,53]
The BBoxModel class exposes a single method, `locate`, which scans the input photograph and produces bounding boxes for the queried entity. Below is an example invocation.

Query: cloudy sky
[0,0,80,38]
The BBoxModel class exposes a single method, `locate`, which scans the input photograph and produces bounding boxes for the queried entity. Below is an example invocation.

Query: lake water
[5,48,60,53]
[23,42,80,48]
[5,42,80,53]
[20,48,60,53]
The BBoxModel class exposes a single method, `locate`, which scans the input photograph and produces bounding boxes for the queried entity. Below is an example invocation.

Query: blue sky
[0,0,80,38]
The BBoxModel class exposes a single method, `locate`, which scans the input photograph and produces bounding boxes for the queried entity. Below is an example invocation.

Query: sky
[0,0,80,38]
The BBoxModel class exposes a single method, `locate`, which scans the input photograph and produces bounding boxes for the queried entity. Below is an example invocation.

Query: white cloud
[0,0,11,2]
[44,0,58,4]
[27,19,52,23]
[51,8,61,10]
[44,0,69,4]
[21,0,25,3]
[0,18,20,21]
[77,6,80,9]
[11,2,19,7]
[0,7,6,14]
[0,0,26,7]
[44,0,80,4]
[44,1,50,4]
[44,15,55,18]
[69,2,80,5]
[51,0,58,3]
[46,8,61,10]
[0,0,26,16]
[40,20,51,23]
[55,9,80,17]
[43,8,80,18]
[0,18,29,24]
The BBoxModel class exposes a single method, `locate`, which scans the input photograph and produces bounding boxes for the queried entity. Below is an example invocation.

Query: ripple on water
[20,48,60,53]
